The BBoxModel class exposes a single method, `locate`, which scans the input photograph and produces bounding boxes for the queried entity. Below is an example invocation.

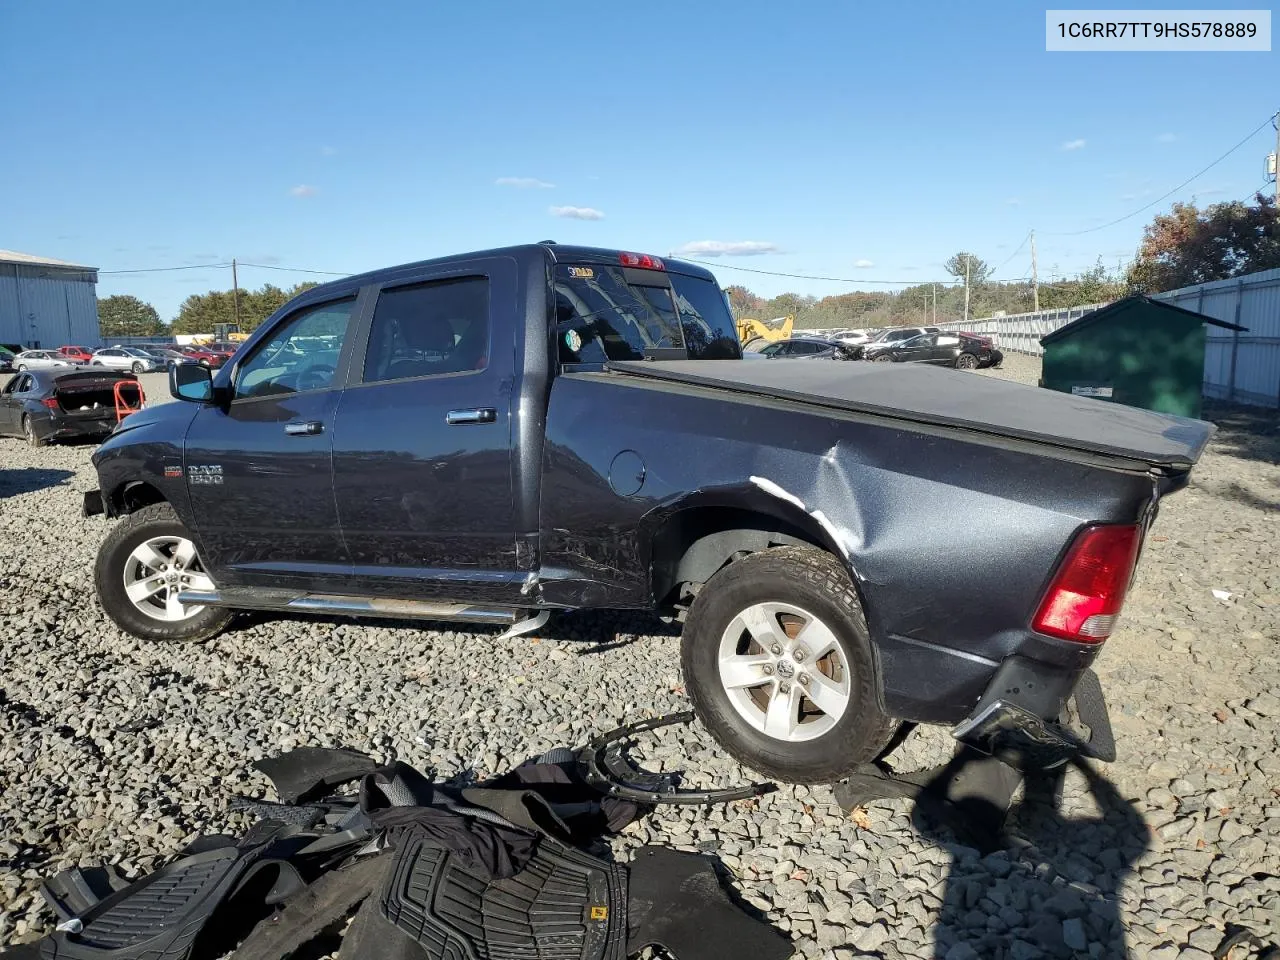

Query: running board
[177,589,521,625]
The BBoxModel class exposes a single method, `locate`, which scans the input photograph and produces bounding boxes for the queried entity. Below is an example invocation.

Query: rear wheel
[955,353,979,370]
[22,415,44,448]
[131,361,145,373]
[17,364,27,372]
[94,502,234,642]
[873,355,893,363]
[681,546,899,783]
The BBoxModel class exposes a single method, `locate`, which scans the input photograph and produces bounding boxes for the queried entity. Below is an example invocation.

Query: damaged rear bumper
[951,658,1114,770]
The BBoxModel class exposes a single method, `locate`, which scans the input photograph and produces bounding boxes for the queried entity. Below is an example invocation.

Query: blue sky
[2,1,1276,319]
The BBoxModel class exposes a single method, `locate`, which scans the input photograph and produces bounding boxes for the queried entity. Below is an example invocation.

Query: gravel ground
[1,358,1277,958]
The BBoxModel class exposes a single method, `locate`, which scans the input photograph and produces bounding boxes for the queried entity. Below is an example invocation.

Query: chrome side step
[177,589,522,625]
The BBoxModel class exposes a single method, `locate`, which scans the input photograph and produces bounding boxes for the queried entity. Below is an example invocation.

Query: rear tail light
[1033,524,1141,643]
[619,252,665,270]
[41,397,59,409]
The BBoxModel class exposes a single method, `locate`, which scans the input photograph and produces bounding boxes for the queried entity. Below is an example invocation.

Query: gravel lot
[1,356,1277,958]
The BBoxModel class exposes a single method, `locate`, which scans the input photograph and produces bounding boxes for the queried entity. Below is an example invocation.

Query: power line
[1044,111,1279,237]
[238,261,350,276]
[679,257,1012,285]
[991,231,1033,277]
[99,262,229,274]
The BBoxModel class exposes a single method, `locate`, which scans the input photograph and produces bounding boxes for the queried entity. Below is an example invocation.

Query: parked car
[756,337,857,359]
[844,326,934,359]
[179,345,227,368]
[14,349,77,371]
[862,332,998,369]
[830,328,873,346]
[0,368,139,446]
[0,346,15,373]
[91,347,164,374]
[58,345,95,364]
[141,347,194,370]
[84,242,1213,785]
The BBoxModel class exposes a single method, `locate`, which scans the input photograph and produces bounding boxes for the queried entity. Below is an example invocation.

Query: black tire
[955,353,978,370]
[132,361,145,373]
[872,355,894,363]
[17,363,27,372]
[94,502,234,643]
[681,546,899,783]
[22,415,44,448]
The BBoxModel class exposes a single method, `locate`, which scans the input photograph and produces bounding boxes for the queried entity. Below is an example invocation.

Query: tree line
[98,193,1278,338]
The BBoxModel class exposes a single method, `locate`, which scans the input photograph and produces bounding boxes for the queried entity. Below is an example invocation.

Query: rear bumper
[951,658,1114,770]
[41,415,118,442]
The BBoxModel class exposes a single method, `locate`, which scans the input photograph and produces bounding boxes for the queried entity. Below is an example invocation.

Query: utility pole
[1273,109,1279,205]
[931,283,936,324]
[1030,230,1040,313]
[231,259,241,329]
[963,259,971,325]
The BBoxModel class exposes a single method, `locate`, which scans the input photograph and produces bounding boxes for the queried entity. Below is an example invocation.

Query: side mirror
[170,362,213,402]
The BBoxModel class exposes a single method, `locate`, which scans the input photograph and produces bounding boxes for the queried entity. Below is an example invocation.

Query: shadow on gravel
[914,757,1147,959]
[1202,401,1280,468]
[0,467,75,499]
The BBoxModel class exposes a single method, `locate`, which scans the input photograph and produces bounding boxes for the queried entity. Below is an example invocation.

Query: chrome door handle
[446,408,496,425]
[285,420,323,436]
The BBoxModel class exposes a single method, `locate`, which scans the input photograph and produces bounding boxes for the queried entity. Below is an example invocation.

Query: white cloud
[854,259,874,268]
[549,205,605,220]
[496,177,555,189]
[321,145,338,156]
[1193,186,1228,197]
[1006,197,1022,206]
[672,240,779,257]
[289,184,318,198]
[1061,139,1087,151]
[1156,132,1177,143]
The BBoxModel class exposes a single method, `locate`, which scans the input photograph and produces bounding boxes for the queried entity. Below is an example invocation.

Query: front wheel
[955,353,979,370]
[94,502,234,642]
[872,355,894,363]
[17,364,27,371]
[681,546,899,783]
[131,361,145,373]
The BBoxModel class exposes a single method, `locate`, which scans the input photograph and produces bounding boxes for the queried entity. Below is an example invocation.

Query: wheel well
[112,481,166,516]
[650,507,828,611]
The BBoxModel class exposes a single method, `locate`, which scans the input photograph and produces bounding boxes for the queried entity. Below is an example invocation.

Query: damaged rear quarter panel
[541,372,1153,718]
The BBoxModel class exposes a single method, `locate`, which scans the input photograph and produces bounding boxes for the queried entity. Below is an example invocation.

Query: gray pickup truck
[84,243,1212,783]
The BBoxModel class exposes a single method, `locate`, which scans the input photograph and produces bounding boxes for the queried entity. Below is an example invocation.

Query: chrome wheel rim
[957,354,977,369]
[122,535,215,622]
[717,601,851,743]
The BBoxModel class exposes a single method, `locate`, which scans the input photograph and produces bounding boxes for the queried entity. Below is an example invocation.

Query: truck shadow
[0,467,75,499]
[911,756,1147,959]
[1202,400,1280,468]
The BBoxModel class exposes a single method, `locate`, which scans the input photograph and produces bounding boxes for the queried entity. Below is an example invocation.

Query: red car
[179,345,226,368]
[58,345,94,364]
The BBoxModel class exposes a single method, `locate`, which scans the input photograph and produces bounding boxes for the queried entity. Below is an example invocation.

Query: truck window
[669,274,741,360]
[555,265,684,362]
[363,278,489,383]
[235,298,355,400]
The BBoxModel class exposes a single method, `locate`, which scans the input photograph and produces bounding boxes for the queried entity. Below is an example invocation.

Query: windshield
[554,265,740,362]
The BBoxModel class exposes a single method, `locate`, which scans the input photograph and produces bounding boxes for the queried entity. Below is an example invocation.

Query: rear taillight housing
[41,397,59,409]
[1033,524,1141,643]
[619,252,664,270]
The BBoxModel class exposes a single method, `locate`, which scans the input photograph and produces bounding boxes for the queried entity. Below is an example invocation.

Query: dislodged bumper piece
[952,662,1115,769]
[82,490,104,518]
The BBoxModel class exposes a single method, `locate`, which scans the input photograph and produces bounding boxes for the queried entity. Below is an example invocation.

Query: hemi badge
[164,466,183,478]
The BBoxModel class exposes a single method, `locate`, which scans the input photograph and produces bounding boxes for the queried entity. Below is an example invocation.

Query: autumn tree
[1128,193,1280,293]
[944,252,992,284]
[172,282,320,334]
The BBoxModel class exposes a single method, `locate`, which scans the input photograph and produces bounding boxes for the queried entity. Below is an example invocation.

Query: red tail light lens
[1033,524,1141,643]
[41,397,60,409]
[619,252,665,270]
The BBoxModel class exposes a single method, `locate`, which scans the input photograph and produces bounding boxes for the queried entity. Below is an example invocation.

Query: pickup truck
[83,243,1213,784]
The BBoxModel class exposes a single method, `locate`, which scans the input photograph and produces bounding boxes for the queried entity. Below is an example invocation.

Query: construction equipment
[737,315,794,350]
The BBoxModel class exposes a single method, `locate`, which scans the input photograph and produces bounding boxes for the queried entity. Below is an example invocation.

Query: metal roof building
[0,249,101,350]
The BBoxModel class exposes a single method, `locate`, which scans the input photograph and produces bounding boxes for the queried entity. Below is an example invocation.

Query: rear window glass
[555,265,684,362]
[670,274,741,360]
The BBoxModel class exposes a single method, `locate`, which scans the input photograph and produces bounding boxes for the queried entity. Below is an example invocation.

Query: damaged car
[83,242,1213,784]
[0,368,139,447]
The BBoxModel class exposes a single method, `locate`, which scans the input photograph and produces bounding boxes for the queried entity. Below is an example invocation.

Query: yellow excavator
[737,314,795,351]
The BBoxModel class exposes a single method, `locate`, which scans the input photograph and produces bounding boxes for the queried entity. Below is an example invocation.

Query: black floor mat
[626,847,793,960]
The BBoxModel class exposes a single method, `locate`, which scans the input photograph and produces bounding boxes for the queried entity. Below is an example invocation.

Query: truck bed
[607,359,1214,470]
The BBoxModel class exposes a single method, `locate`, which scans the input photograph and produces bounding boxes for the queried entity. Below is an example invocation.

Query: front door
[330,260,519,603]
[182,295,362,592]
[895,334,936,363]
[0,375,28,433]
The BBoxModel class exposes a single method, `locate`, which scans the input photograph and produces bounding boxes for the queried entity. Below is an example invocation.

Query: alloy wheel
[122,536,215,622]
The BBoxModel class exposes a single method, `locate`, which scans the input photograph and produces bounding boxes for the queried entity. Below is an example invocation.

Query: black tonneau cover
[607,359,1214,469]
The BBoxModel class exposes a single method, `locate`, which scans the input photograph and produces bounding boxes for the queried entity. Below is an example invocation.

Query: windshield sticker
[568,267,594,279]
[564,330,583,353]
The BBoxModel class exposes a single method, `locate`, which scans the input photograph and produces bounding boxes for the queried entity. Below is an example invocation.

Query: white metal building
[0,249,101,349]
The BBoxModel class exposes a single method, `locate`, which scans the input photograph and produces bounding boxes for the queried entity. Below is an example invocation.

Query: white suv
[91,347,163,374]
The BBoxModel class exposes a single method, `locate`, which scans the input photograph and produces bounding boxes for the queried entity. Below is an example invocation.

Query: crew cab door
[330,257,519,603]
[182,294,363,590]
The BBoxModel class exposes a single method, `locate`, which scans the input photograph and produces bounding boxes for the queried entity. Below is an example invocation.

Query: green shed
[1038,295,1247,419]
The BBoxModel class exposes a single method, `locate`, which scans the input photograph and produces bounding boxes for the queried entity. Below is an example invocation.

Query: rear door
[330,256,520,603]
[182,294,363,591]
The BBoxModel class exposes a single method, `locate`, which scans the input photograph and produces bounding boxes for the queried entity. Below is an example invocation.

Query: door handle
[446,408,496,425]
[285,420,324,436]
